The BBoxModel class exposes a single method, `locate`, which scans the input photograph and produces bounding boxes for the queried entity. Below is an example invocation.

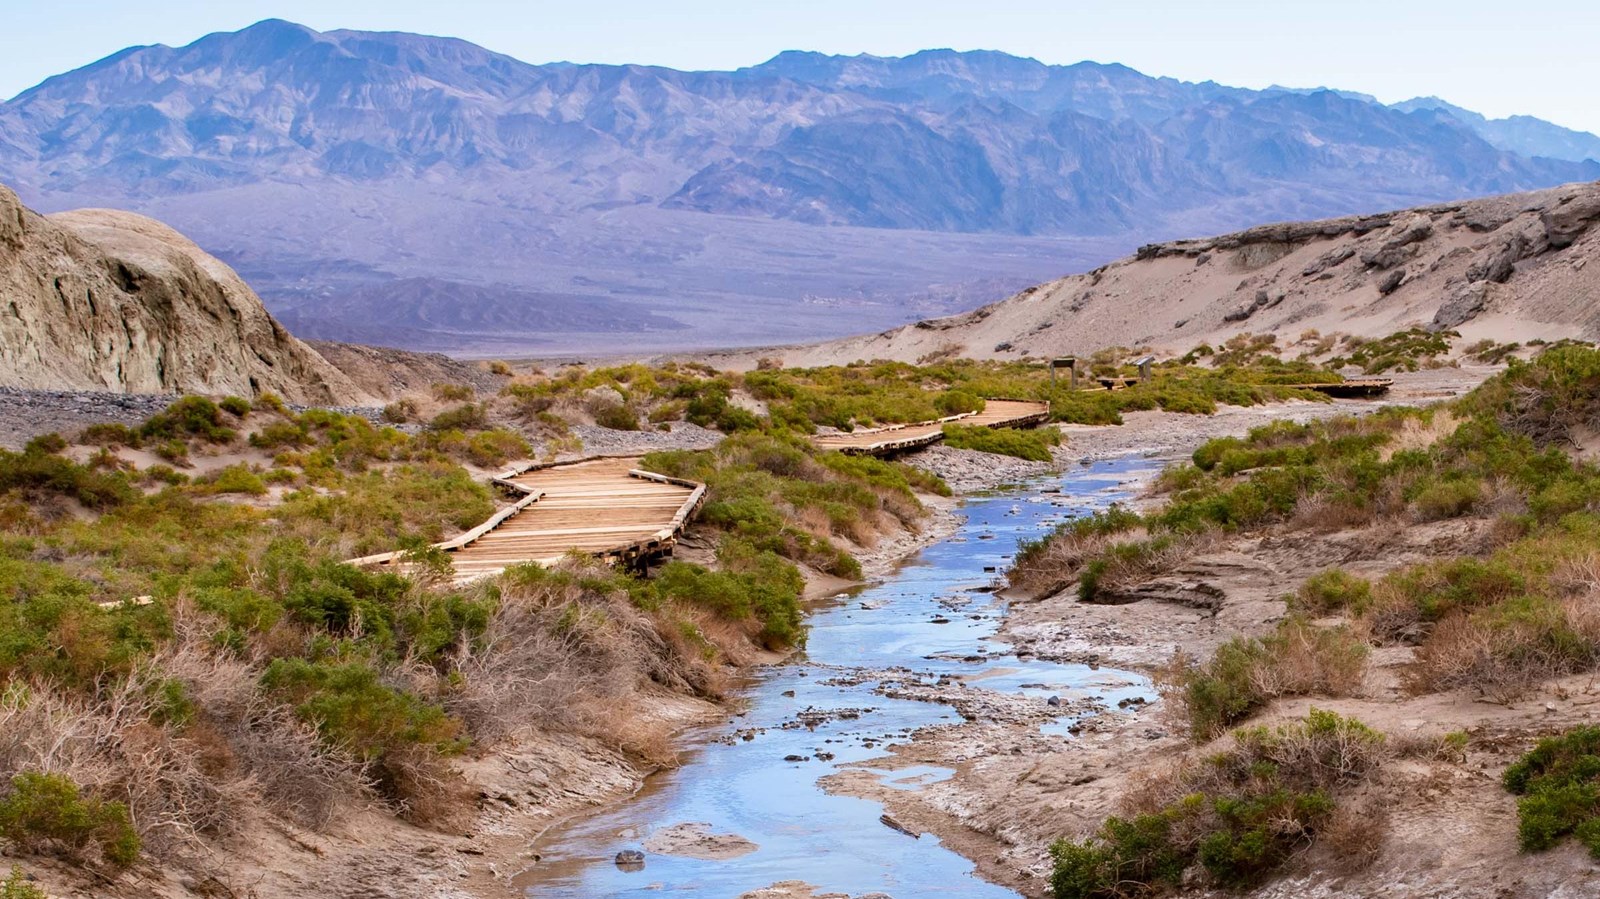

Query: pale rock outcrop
[0,184,364,403]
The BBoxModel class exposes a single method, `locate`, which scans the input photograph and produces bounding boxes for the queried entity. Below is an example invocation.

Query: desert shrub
[428,404,487,432]
[1367,555,1526,641]
[219,396,252,417]
[934,390,985,416]
[1410,476,1482,520]
[1163,618,1368,741]
[641,432,918,579]
[78,423,138,447]
[589,398,640,431]
[1463,344,1600,448]
[260,659,462,778]
[1051,710,1385,897]
[430,383,474,403]
[0,445,137,509]
[1,865,47,899]
[141,464,187,486]
[198,464,267,496]
[381,399,418,424]
[647,552,804,649]
[1293,569,1373,616]
[140,396,235,444]
[1503,726,1600,855]
[1409,594,1600,700]
[248,420,310,449]
[1326,328,1455,374]
[941,423,1060,461]
[0,771,139,868]
[1009,506,1141,596]
[461,429,530,468]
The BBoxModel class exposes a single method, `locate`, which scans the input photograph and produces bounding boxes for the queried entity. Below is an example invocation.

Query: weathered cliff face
[721,180,1600,369]
[0,184,364,404]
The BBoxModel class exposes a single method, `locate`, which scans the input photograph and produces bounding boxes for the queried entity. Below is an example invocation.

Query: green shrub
[1,865,47,899]
[219,396,252,417]
[382,399,419,423]
[941,424,1061,461]
[1294,569,1374,616]
[1503,726,1600,855]
[429,404,487,432]
[1168,618,1368,740]
[462,429,530,468]
[260,658,463,763]
[248,420,310,449]
[0,446,137,509]
[200,464,267,496]
[0,772,140,868]
[153,438,190,465]
[591,400,640,431]
[934,390,985,416]
[139,396,235,444]
[1410,477,1482,520]
[1051,710,1384,898]
[430,383,474,403]
[78,423,139,447]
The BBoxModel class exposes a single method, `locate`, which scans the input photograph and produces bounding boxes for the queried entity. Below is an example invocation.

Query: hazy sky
[4,0,1597,133]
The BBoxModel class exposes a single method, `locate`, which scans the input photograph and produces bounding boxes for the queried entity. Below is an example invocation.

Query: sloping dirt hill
[706,180,1600,368]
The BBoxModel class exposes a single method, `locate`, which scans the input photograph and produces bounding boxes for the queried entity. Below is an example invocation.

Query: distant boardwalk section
[812,399,1051,457]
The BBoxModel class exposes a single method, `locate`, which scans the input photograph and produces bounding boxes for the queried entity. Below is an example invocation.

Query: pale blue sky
[3,0,1596,133]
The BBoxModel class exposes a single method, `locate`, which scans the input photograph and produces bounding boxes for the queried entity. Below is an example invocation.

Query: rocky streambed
[516,456,1160,898]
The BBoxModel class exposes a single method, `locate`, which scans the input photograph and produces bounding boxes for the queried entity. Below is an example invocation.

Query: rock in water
[614,849,645,868]
[0,183,362,404]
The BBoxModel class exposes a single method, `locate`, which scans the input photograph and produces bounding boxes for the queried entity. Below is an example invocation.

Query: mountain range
[3,19,1597,354]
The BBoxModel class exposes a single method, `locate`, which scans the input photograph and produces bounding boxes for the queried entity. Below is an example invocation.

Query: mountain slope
[0,183,363,402]
[722,180,1600,368]
[4,22,1600,352]
[1392,97,1600,163]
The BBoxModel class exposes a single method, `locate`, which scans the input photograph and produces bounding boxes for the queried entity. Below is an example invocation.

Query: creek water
[520,456,1160,898]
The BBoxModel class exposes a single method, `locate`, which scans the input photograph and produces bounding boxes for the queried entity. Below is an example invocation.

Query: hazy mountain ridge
[4,20,1598,351]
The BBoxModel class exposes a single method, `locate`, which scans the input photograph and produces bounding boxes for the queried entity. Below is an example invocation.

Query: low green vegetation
[1050,710,1386,898]
[1163,617,1368,740]
[941,423,1061,461]
[0,771,139,869]
[1,865,47,899]
[1326,327,1457,374]
[0,398,858,870]
[1504,726,1600,855]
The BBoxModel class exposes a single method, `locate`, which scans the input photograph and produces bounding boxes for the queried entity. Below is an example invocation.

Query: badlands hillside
[729,179,1600,368]
[0,184,361,404]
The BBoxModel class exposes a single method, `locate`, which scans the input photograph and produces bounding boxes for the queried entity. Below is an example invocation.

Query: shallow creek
[520,456,1161,897]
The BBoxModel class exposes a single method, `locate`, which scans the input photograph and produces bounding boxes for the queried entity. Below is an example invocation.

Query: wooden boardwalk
[349,456,704,584]
[811,399,1052,456]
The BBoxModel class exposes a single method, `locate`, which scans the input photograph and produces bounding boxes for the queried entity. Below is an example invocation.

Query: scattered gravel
[569,422,723,455]
[0,386,386,449]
